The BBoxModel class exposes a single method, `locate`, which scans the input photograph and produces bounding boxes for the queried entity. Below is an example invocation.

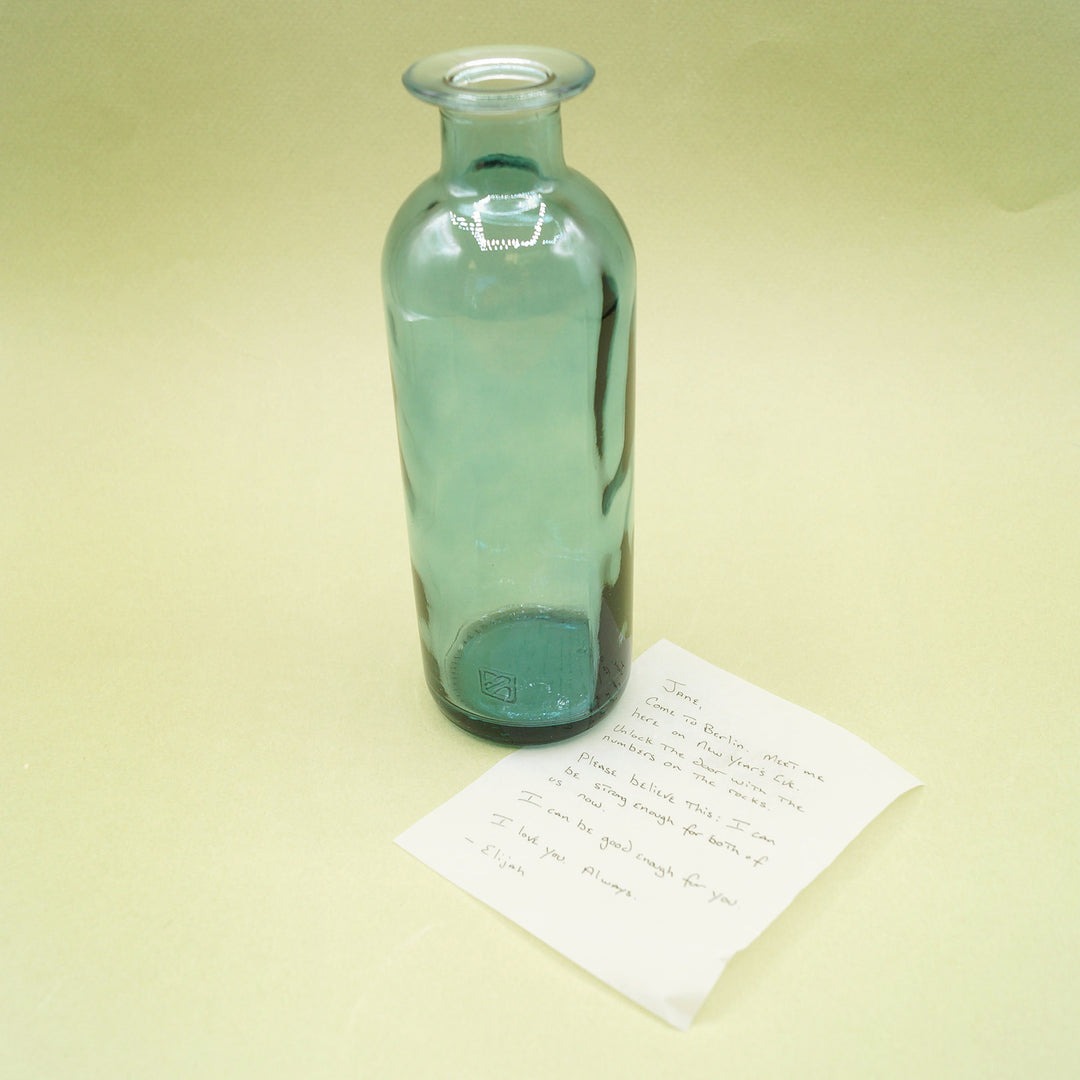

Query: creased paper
[397,639,921,1029]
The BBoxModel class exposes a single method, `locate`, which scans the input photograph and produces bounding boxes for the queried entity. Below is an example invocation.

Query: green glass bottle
[383,46,635,745]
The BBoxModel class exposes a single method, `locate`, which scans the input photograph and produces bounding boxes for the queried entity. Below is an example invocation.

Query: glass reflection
[450,192,548,252]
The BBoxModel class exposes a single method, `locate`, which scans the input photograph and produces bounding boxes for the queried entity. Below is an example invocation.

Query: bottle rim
[403,46,594,113]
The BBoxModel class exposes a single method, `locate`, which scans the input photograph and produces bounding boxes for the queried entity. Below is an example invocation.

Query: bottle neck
[439,106,567,184]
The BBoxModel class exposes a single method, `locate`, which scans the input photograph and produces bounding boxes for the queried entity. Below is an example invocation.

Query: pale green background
[3,2,1077,1077]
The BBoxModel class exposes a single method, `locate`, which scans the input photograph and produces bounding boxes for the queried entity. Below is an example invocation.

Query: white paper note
[396,639,921,1029]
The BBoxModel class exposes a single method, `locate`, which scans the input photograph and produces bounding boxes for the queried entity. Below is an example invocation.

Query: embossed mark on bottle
[479,668,517,702]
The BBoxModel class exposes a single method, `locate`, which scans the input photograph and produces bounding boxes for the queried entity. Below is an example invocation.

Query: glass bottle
[383,46,635,745]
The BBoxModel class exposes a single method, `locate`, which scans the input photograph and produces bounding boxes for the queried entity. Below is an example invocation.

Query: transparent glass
[383,47,635,745]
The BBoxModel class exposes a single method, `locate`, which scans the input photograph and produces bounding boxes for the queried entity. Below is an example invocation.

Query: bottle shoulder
[383,170,634,314]
[384,171,630,268]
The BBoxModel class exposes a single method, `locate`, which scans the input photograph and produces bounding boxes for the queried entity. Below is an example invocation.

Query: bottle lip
[403,45,594,113]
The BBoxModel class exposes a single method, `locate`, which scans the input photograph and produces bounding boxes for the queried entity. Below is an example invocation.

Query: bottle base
[426,605,630,746]
[429,683,628,746]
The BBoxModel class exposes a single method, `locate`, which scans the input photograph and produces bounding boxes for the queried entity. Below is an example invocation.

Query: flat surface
[3,3,1078,1078]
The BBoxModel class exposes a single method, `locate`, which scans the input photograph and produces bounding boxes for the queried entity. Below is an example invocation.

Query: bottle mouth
[403,46,594,113]
[446,58,556,93]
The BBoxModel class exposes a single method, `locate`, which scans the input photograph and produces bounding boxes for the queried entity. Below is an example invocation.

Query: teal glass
[383,46,635,745]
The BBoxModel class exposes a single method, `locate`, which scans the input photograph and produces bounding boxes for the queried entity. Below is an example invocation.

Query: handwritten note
[396,639,921,1029]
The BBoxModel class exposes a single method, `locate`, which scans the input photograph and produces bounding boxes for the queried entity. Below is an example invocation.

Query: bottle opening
[403,46,593,112]
[446,58,556,92]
